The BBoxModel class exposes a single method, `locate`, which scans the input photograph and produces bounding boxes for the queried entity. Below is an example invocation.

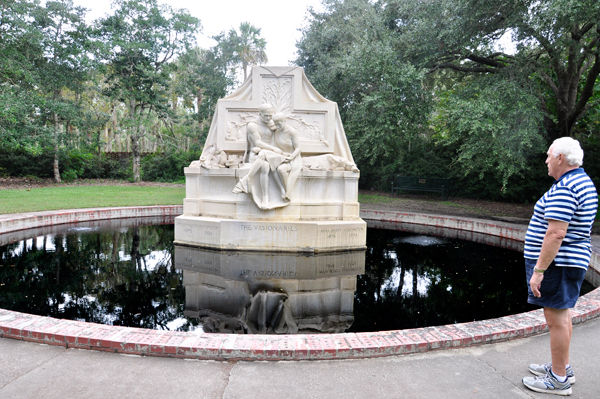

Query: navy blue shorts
[525,258,587,309]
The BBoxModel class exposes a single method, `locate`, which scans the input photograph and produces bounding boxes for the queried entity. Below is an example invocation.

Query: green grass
[439,201,462,208]
[357,193,397,203]
[0,186,185,214]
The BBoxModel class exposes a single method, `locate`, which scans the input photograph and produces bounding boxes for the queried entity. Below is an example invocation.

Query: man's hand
[530,271,544,298]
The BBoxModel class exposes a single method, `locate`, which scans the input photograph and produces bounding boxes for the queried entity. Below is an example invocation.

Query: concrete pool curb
[1,206,599,361]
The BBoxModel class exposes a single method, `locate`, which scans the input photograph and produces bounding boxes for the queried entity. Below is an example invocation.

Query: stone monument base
[174,216,366,252]
[181,167,361,221]
[175,166,366,252]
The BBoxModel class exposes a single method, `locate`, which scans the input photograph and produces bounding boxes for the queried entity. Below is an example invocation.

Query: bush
[141,150,200,182]
[78,153,130,180]
[60,150,93,181]
[357,138,450,191]
[0,147,54,178]
[356,138,552,203]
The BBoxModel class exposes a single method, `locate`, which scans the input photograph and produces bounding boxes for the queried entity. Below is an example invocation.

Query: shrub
[141,150,200,182]
[0,147,54,178]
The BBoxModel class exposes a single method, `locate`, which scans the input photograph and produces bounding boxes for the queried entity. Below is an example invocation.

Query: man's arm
[285,129,302,160]
[529,219,569,297]
[247,123,283,154]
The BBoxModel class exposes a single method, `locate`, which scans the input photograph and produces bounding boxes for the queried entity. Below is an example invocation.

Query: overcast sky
[70,0,325,66]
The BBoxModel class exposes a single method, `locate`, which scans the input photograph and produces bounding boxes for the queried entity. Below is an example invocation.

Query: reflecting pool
[0,217,594,334]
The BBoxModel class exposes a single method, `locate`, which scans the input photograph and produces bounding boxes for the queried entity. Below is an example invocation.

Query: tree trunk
[131,134,141,182]
[129,100,141,182]
[53,112,61,183]
[53,152,61,183]
[111,103,118,152]
[397,264,405,297]
[243,60,248,81]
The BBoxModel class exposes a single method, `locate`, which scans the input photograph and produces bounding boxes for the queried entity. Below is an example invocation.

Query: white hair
[551,137,583,167]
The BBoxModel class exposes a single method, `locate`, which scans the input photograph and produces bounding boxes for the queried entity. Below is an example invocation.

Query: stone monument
[174,66,366,252]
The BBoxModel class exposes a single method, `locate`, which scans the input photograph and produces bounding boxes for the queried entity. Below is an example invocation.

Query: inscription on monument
[178,223,220,236]
[320,227,365,239]
[239,224,299,232]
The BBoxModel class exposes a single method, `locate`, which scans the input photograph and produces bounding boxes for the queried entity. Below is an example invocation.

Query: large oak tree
[386,0,600,140]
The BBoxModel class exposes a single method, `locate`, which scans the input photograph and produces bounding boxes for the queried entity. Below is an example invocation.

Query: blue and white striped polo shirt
[524,168,598,270]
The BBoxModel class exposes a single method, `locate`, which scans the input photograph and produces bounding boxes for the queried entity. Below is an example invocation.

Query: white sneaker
[522,372,572,396]
[529,362,575,384]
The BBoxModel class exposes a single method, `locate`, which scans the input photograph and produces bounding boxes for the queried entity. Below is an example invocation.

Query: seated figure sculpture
[272,112,302,201]
[233,104,298,209]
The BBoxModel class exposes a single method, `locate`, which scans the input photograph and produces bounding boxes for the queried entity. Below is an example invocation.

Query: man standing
[522,137,598,396]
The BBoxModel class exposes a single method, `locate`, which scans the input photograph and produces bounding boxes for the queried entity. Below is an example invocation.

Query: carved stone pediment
[202,66,353,160]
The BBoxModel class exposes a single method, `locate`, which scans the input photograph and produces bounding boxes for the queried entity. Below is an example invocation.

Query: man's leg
[276,164,290,199]
[544,307,571,378]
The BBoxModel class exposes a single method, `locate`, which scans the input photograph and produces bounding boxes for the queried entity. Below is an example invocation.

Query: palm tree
[229,22,268,80]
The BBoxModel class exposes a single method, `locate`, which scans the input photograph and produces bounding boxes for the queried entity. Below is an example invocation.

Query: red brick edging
[1,207,599,361]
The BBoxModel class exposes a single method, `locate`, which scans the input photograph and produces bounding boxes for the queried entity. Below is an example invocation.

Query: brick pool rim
[1,206,599,361]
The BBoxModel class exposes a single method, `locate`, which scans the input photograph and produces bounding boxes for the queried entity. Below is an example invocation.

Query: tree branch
[431,62,497,74]
[568,53,600,129]
[466,53,510,68]
[574,22,596,40]
[538,71,559,99]
[520,22,563,78]
[573,98,600,125]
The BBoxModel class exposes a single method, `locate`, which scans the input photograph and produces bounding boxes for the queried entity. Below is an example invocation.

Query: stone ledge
[0,206,183,234]
[1,207,599,361]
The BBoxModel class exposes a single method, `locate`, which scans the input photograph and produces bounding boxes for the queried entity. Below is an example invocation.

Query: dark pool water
[0,217,594,334]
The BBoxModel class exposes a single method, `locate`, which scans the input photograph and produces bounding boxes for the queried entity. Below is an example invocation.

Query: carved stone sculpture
[302,154,359,172]
[232,104,288,209]
[272,112,302,201]
[199,146,228,169]
[175,66,366,253]
[232,111,303,209]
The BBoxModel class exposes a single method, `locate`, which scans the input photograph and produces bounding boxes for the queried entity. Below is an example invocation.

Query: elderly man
[522,137,598,396]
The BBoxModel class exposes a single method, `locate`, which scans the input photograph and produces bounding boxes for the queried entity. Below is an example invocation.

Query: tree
[0,0,45,150]
[431,73,545,187]
[295,0,433,185]
[222,22,267,81]
[0,0,92,182]
[96,0,200,181]
[172,45,234,131]
[385,0,600,141]
[34,0,91,182]
[296,0,600,193]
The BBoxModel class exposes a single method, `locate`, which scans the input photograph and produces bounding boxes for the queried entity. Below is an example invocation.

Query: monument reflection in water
[174,246,365,334]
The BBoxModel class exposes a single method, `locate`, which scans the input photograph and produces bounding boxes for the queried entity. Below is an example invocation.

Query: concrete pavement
[1,316,599,398]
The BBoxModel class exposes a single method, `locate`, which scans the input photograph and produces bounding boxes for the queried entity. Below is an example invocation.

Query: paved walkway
[1,317,599,398]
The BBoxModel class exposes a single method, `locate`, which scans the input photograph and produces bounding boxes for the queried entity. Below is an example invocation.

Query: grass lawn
[0,185,185,215]
[357,193,397,203]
